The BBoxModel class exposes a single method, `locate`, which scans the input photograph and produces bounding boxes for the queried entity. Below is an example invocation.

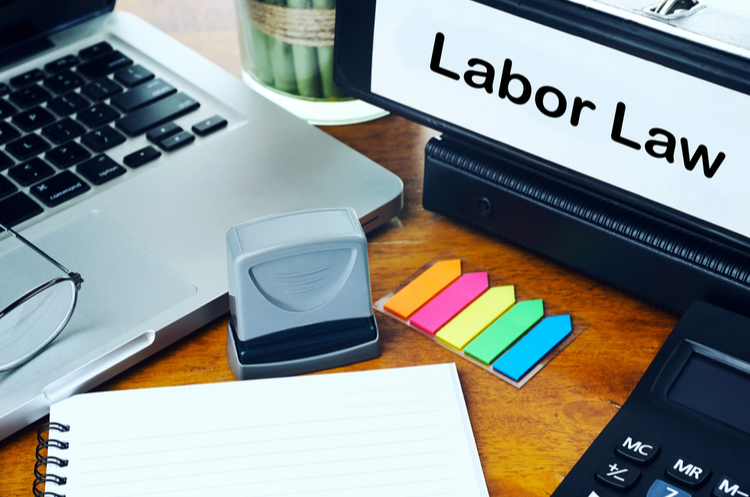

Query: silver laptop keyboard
[0,41,228,228]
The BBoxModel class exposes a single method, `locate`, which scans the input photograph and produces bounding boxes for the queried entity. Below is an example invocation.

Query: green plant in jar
[238,0,348,100]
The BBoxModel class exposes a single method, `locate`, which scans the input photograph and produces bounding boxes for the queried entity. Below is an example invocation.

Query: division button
[595,459,641,491]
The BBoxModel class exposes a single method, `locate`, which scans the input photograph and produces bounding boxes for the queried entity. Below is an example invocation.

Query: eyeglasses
[0,224,83,373]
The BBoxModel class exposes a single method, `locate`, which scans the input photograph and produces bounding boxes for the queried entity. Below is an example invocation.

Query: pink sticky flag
[409,272,489,336]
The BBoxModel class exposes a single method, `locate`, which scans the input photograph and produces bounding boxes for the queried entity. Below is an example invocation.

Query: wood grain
[0,2,679,496]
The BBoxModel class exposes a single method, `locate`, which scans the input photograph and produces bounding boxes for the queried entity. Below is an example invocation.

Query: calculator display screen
[668,354,750,435]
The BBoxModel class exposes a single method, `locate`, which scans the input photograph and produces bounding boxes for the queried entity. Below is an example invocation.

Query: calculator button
[712,476,750,497]
[579,487,618,497]
[665,456,711,489]
[616,435,661,465]
[647,479,692,497]
[595,460,641,491]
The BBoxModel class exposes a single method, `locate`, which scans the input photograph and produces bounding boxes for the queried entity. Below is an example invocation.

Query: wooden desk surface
[0,1,679,495]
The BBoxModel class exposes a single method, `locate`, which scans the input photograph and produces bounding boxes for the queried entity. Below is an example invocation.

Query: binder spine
[34,422,70,497]
[423,135,750,316]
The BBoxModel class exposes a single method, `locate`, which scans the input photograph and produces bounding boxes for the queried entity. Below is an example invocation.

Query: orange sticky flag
[383,259,461,319]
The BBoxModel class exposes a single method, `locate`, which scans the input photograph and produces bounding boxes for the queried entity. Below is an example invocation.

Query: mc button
[616,435,661,465]
[666,455,711,489]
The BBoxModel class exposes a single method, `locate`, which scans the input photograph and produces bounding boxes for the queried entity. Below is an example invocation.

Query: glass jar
[235,0,387,125]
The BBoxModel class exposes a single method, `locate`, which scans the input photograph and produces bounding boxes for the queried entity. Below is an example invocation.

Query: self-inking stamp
[226,207,380,380]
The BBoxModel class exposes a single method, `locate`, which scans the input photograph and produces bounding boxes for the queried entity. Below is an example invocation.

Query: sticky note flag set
[374,252,589,388]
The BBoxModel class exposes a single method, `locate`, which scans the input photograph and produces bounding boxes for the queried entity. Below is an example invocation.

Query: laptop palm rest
[0,211,196,412]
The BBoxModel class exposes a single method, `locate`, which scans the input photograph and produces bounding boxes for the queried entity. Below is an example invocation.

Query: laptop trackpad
[0,211,196,396]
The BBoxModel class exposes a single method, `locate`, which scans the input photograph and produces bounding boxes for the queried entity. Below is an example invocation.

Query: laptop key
[5,133,51,161]
[9,84,52,108]
[81,77,123,101]
[77,154,126,185]
[12,106,56,132]
[46,141,92,169]
[111,79,176,113]
[0,99,18,119]
[0,192,43,227]
[77,103,120,128]
[78,41,113,60]
[10,68,44,88]
[114,64,155,87]
[77,50,133,79]
[0,121,21,145]
[44,70,85,94]
[0,151,13,170]
[0,83,9,96]
[30,170,90,207]
[80,125,127,153]
[146,122,181,143]
[44,54,79,74]
[192,115,228,136]
[9,158,55,186]
[42,118,86,144]
[0,175,17,199]
[124,146,161,168]
[158,131,195,152]
[47,91,90,117]
[116,93,200,136]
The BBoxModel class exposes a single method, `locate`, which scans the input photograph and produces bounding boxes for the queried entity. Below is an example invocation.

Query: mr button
[616,435,660,465]
[666,455,712,488]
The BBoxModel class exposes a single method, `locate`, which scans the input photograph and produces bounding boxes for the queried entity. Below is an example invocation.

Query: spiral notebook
[35,364,489,497]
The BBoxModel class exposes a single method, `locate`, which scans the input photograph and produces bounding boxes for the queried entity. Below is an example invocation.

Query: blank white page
[45,363,489,497]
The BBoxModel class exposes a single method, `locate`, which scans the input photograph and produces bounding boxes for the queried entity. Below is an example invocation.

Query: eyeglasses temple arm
[0,223,83,290]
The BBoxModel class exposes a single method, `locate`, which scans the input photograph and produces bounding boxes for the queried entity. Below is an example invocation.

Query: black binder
[334,0,750,315]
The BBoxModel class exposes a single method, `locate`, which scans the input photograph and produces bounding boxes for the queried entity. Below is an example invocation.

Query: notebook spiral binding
[34,422,70,497]
[422,135,750,316]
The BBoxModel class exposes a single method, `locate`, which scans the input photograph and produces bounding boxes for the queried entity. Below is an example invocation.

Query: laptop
[0,0,403,440]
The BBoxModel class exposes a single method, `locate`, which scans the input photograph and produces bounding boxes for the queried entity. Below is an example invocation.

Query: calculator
[552,301,750,497]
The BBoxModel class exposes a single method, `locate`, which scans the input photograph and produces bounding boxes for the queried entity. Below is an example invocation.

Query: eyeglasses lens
[0,279,77,372]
